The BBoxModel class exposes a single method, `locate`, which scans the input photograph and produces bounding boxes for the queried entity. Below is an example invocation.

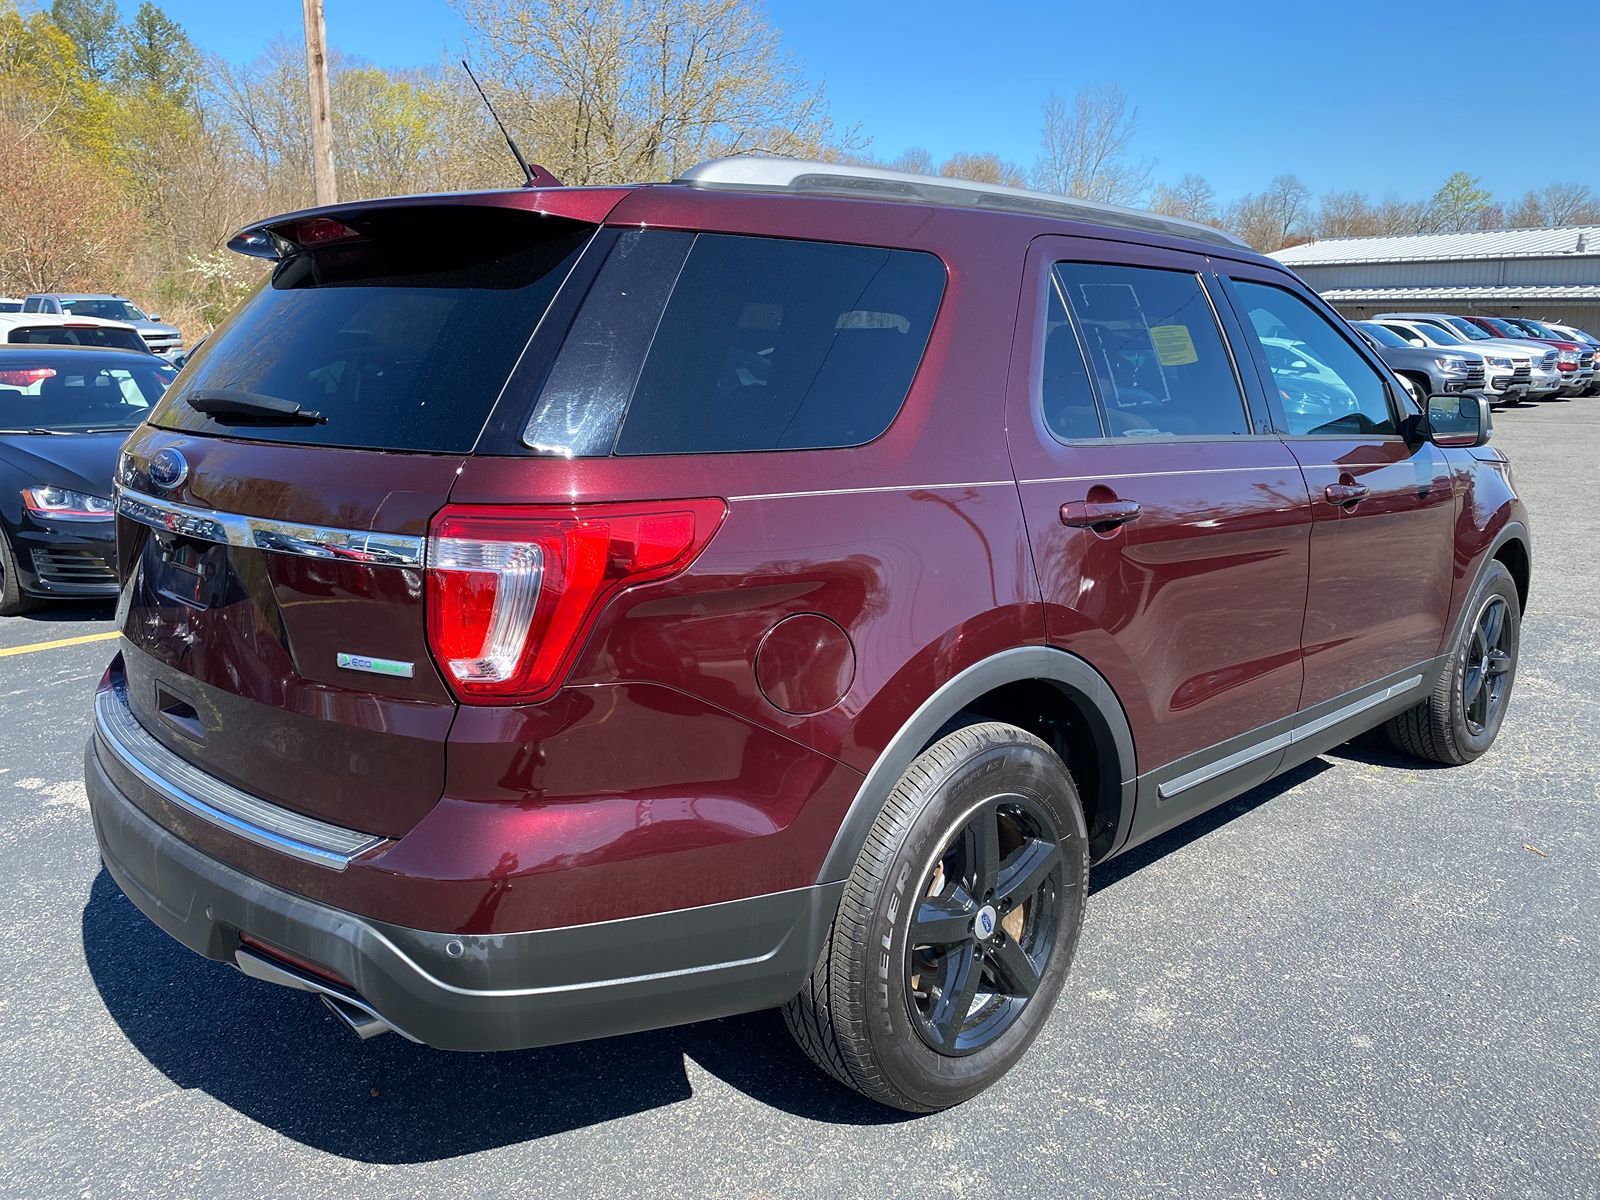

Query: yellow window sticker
[1149,324,1199,366]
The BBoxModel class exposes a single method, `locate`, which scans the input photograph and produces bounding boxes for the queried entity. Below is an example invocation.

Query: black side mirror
[1425,392,1490,448]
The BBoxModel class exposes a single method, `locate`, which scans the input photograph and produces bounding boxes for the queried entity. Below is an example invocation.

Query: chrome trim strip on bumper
[1158,673,1426,800]
[94,680,384,869]
[115,487,425,568]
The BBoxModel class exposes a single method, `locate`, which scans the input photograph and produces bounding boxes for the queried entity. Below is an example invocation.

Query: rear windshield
[150,206,595,453]
[0,354,175,431]
[8,325,146,352]
[523,231,946,456]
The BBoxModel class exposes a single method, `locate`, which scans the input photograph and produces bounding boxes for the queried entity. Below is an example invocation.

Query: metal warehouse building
[1271,226,1600,333]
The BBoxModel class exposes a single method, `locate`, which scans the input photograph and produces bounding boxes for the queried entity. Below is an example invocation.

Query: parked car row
[1350,311,1598,406]
[0,293,186,364]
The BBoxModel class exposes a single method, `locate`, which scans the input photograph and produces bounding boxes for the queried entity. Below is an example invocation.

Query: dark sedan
[0,347,175,613]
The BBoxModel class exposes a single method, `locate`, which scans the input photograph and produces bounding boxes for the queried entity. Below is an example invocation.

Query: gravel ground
[0,397,1594,1199]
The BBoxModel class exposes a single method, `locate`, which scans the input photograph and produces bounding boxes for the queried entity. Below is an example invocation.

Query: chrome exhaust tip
[235,947,397,1040]
[319,993,392,1040]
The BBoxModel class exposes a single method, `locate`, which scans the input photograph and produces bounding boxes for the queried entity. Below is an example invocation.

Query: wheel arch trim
[1450,518,1530,652]
[817,645,1137,884]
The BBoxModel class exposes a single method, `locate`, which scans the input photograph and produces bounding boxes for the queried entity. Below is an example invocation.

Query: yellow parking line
[0,631,121,658]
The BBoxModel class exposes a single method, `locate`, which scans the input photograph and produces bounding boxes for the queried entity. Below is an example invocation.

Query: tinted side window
[612,234,944,455]
[1039,279,1103,440]
[1053,262,1248,438]
[1232,281,1396,437]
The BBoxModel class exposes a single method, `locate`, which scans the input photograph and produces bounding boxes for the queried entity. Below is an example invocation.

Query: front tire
[784,722,1088,1112]
[1386,560,1520,765]
[0,532,39,617]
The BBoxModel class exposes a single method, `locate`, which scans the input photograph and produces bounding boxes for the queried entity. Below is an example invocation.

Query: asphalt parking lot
[1,397,1595,1199]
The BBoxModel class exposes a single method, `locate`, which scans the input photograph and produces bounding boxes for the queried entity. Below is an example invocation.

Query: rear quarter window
[523,232,946,456]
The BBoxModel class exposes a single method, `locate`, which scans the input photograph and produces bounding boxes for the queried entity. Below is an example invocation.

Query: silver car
[21,293,184,360]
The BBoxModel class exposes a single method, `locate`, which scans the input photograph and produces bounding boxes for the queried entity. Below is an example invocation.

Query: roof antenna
[461,60,562,188]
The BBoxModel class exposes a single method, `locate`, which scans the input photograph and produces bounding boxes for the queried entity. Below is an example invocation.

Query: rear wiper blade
[186,388,327,425]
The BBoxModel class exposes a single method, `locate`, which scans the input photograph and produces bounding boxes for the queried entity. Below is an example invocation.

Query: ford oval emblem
[149,448,188,491]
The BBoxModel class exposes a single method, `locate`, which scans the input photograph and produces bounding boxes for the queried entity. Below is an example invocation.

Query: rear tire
[1386,560,1519,765]
[784,722,1088,1112]
[0,532,39,617]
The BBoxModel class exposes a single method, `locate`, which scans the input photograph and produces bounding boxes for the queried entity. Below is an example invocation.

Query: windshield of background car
[1444,319,1490,340]
[60,298,145,322]
[1416,321,1466,344]
[1357,322,1409,348]
[1516,319,1559,338]
[0,355,176,430]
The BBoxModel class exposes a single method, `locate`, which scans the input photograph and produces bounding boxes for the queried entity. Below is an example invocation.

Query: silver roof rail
[675,157,1248,250]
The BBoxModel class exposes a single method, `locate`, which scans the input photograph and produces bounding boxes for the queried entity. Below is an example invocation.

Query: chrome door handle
[1324,483,1369,506]
[1060,499,1142,530]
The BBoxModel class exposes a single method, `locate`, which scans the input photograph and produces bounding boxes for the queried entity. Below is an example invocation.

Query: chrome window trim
[94,680,385,870]
[116,487,424,568]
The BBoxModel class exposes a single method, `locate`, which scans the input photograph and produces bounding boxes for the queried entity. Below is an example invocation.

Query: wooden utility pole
[301,0,337,206]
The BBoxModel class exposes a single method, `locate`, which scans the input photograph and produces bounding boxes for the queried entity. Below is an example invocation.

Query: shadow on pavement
[1089,757,1333,894]
[83,747,1371,1159]
[6,599,116,626]
[81,871,907,1164]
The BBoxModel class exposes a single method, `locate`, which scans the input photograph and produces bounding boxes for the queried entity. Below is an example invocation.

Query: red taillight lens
[0,367,54,386]
[425,499,727,704]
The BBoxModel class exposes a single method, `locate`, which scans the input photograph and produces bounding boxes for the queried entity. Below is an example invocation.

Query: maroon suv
[85,158,1529,1112]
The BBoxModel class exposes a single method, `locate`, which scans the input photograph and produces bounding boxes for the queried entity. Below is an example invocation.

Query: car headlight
[1435,357,1469,372]
[21,486,115,521]
[1557,350,1579,366]
[1487,356,1511,368]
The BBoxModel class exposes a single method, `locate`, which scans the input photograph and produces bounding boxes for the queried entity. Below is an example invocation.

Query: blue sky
[140,0,1597,204]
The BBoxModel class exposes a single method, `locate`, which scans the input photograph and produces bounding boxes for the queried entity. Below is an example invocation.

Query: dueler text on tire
[784,722,1088,1112]
[1387,560,1520,765]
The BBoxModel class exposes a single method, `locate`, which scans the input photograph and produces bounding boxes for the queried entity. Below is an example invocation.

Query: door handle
[1060,499,1143,530]
[1324,482,1370,506]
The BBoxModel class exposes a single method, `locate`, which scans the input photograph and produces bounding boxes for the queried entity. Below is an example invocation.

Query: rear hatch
[113,200,602,839]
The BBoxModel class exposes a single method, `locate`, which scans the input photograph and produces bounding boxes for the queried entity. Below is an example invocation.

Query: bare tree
[1533,181,1600,226]
[454,0,853,185]
[1371,194,1429,235]
[938,151,1027,188]
[1149,172,1217,224]
[1316,190,1378,238]
[1032,83,1152,206]
[886,146,934,175]
[1228,174,1311,251]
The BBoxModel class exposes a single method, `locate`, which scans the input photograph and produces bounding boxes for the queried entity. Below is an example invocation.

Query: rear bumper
[86,736,841,1052]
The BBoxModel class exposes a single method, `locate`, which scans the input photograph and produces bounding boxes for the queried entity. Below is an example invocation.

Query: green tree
[48,0,118,78]
[1428,171,1492,232]
[114,1,197,107]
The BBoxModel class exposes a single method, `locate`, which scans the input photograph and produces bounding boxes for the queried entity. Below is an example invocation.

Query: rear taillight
[0,367,54,386]
[425,499,726,704]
